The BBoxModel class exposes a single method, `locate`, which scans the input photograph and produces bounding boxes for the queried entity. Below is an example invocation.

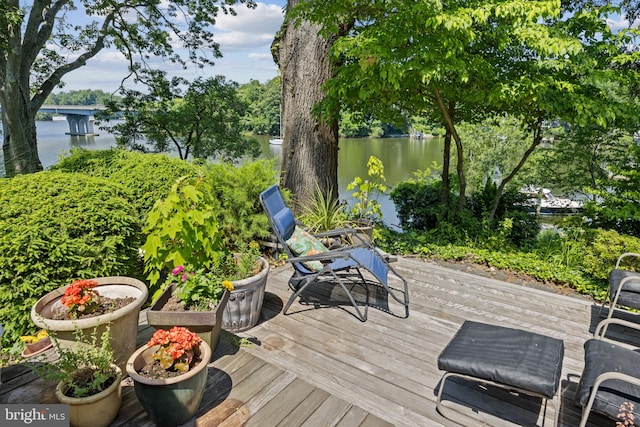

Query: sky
[57,1,287,93]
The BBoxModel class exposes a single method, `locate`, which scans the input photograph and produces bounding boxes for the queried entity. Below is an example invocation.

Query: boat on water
[270,105,284,145]
[520,186,584,214]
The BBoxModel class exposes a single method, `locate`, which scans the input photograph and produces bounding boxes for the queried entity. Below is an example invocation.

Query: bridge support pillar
[65,114,99,136]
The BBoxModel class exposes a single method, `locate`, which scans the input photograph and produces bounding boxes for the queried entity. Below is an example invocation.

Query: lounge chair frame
[259,184,409,321]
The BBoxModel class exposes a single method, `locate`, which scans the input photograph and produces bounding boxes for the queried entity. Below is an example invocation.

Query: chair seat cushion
[579,339,640,419]
[610,269,640,308]
[438,321,564,398]
[286,227,329,272]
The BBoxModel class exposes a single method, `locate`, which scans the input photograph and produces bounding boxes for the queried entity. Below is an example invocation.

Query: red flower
[60,279,100,317]
[147,327,202,373]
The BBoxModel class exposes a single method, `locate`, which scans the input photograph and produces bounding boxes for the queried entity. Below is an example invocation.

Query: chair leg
[332,270,368,321]
[598,288,610,317]
[572,369,586,407]
[283,271,369,322]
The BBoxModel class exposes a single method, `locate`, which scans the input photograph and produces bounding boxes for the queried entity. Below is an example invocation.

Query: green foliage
[378,227,605,300]
[298,183,350,233]
[142,174,224,298]
[583,143,640,237]
[467,181,540,247]
[237,77,282,136]
[204,160,278,251]
[106,73,260,161]
[346,156,387,222]
[0,171,140,346]
[52,149,201,220]
[581,228,640,280]
[169,266,232,311]
[391,173,457,231]
[46,90,120,106]
[31,327,116,398]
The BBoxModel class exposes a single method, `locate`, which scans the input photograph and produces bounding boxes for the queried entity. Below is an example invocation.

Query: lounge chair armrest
[313,228,358,238]
[592,371,640,395]
[615,252,640,269]
[594,318,640,340]
[287,247,356,263]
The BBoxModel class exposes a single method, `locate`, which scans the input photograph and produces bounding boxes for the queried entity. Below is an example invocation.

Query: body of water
[30,119,443,227]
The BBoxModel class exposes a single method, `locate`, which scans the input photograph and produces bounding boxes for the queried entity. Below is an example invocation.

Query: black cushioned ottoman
[437,320,564,426]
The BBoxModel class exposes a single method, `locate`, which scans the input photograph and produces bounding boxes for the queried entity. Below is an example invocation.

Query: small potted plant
[126,326,211,427]
[346,155,387,240]
[30,327,122,427]
[19,329,53,358]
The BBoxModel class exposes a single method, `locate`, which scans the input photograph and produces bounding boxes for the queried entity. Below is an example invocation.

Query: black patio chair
[259,184,409,321]
[574,317,640,427]
[600,253,640,326]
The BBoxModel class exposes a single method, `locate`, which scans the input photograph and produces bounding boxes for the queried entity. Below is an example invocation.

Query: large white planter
[222,257,269,332]
[31,277,148,373]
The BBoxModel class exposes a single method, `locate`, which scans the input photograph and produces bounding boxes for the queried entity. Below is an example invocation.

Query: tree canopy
[1,0,255,176]
[295,0,640,221]
[105,73,260,161]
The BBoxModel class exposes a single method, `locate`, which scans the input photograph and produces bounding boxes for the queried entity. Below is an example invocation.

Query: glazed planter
[55,364,122,427]
[147,286,230,356]
[222,257,269,333]
[126,341,211,427]
[31,277,148,373]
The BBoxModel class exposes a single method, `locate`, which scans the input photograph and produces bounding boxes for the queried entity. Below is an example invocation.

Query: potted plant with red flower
[30,276,148,373]
[126,326,211,427]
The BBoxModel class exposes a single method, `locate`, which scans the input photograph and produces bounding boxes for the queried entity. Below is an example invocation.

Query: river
[25,119,444,228]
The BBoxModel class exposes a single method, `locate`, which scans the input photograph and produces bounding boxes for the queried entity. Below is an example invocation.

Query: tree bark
[440,130,452,220]
[273,0,340,210]
[434,88,466,212]
[488,115,545,222]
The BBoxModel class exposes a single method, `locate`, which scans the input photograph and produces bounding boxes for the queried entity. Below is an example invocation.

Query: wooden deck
[1,257,630,426]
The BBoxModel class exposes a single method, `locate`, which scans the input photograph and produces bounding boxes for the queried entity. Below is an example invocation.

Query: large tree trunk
[1,2,43,176]
[1,97,42,176]
[272,0,340,210]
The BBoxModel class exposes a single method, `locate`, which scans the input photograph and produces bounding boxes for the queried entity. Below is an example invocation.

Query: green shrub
[0,171,141,346]
[205,159,279,251]
[581,228,640,280]
[390,178,454,231]
[53,148,201,219]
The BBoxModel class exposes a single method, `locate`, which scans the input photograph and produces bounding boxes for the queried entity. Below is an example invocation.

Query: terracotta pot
[55,364,122,427]
[31,277,148,373]
[147,286,230,357]
[126,341,211,427]
[222,257,269,332]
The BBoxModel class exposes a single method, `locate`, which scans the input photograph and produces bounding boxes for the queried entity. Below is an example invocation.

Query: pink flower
[172,265,184,275]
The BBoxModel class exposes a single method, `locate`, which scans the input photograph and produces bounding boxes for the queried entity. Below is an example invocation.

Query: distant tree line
[47,83,419,139]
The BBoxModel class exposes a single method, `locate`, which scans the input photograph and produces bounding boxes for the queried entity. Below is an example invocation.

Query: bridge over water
[38,104,107,136]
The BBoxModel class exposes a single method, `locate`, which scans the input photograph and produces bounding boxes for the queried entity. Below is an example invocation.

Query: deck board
[1,257,630,426]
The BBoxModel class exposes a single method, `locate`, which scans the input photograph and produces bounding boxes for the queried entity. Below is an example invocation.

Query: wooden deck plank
[0,257,629,426]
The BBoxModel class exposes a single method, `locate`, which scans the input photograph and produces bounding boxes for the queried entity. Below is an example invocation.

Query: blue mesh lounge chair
[574,318,640,427]
[259,184,409,321]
